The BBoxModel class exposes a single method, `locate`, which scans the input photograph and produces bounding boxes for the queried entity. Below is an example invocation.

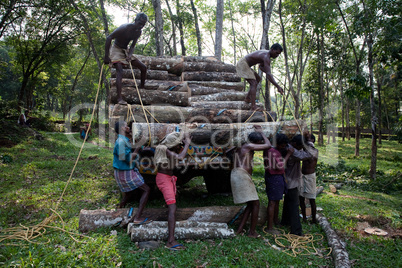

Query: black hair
[248,132,264,144]
[270,43,283,52]
[135,12,148,22]
[291,134,303,146]
[276,133,289,146]
[114,121,125,134]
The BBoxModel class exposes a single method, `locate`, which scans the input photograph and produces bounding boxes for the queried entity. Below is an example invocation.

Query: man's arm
[126,32,141,62]
[247,125,272,151]
[259,56,284,94]
[166,133,192,161]
[104,34,114,64]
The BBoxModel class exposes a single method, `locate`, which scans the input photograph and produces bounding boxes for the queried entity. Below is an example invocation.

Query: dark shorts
[265,174,286,201]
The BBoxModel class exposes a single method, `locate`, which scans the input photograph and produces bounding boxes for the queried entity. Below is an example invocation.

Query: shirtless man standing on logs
[104,13,148,105]
[236,43,284,110]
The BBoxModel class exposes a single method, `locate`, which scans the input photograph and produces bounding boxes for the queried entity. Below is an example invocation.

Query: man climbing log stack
[104,13,148,105]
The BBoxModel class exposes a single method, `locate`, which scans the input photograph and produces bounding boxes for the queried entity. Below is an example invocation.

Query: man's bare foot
[266,228,281,235]
[118,99,127,105]
[247,232,261,238]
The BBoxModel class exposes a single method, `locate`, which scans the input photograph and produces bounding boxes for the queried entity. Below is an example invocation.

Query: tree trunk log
[188,81,244,91]
[189,92,247,103]
[134,55,184,75]
[182,56,219,62]
[317,214,351,268]
[191,101,264,110]
[132,121,305,147]
[112,104,276,124]
[182,71,241,82]
[128,221,235,242]
[183,61,236,73]
[110,68,170,80]
[181,85,232,96]
[110,87,189,106]
[79,206,249,232]
[110,79,185,91]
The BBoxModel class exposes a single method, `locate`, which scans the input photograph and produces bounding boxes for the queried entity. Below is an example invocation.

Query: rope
[0,64,105,246]
[128,62,152,146]
[262,227,332,258]
[263,110,275,122]
[126,104,136,123]
[244,110,257,123]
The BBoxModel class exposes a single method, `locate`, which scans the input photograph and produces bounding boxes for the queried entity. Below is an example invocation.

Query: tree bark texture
[109,79,185,91]
[189,92,247,103]
[128,221,235,242]
[190,0,202,56]
[110,87,189,106]
[131,121,305,147]
[152,0,164,56]
[112,104,276,124]
[191,101,264,110]
[214,0,224,61]
[316,214,351,268]
[111,69,170,80]
[78,206,261,232]
[181,71,241,82]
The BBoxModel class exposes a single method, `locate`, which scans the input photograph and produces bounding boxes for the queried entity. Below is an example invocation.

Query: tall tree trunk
[165,0,177,56]
[260,0,275,110]
[214,0,224,61]
[340,80,345,141]
[317,31,325,146]
[228,0,236,63]
[355,100,361,156]
[376,70,382,144]
[279,0,300,119]
[346,97,350,140]
[99,0,109,119]
[337,1,367,155]
[152,0,164,56]
[310,93,313,134]
[190,0,202,56]
[368,32,377,179]
[176,0,186,55]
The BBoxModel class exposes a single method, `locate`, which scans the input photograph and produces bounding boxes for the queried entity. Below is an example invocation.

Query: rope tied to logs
[128,62,152,146]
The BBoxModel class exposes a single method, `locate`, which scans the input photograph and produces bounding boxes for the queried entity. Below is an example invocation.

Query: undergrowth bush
[316,160,401,194]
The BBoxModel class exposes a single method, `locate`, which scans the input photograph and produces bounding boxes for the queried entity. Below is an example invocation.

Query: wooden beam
[131,121,306,147]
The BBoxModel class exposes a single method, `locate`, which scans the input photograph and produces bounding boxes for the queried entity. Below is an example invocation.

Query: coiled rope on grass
[262,227,332,258]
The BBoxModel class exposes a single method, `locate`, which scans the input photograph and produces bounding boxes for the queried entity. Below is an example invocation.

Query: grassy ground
[0,125,401,267]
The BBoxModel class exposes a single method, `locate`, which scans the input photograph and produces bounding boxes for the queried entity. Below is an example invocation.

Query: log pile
[109,55,273,125]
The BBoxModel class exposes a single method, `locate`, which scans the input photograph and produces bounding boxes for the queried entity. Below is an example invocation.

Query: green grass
[0,131,401,267]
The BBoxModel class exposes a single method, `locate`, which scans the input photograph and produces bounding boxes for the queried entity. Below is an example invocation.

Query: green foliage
[392,118,402,143]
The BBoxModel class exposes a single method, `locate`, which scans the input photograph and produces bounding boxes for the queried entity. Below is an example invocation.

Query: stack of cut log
[110,55,274,128]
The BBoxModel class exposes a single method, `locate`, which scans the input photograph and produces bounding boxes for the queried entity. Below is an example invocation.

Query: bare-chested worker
[299,132,319,224]
[236,43,284,110]
[230,125,272,237]
[104,13,148,105]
